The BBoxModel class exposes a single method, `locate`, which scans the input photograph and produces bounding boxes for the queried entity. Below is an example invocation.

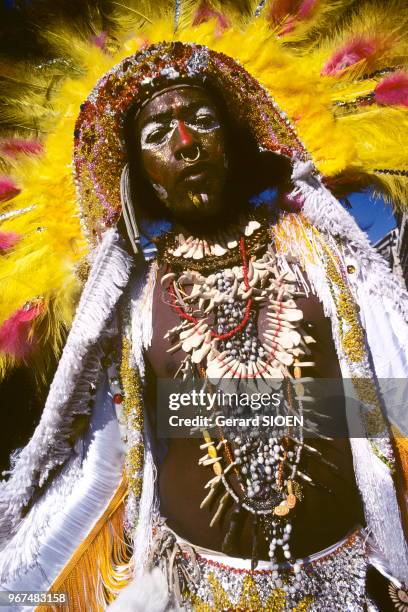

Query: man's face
[134,86,228,224]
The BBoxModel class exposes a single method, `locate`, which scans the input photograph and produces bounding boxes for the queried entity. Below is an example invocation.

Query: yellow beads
[191,572,314,611]
[120,335,145,499]
[293,595,315,611]
[325,252,365,364]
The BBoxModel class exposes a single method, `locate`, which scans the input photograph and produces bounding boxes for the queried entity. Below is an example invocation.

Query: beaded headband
[134,83,208,118]
[73,42,308,243]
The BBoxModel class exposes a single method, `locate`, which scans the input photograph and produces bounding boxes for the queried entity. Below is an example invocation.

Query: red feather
[0,138,43,158]
[0,231,20,252]
[267,0,295,23]
[374,72,408,107]
[267,0,317,35]
[0,303,43,359]
[322,36,379,76]
[0,176,20,202]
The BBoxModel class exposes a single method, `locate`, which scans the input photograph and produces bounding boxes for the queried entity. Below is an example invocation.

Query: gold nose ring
[181,145,201,163]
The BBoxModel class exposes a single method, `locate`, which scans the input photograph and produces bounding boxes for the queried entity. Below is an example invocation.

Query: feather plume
[0,138,43,158]
[298,0,317,19]
[0,176,20,202]
[0,231,20,252]
[314,2,408,80]
[266,0,295,23]
[0,302,43,359]
[192,1,230,33]
[375,72,408,107]
[321,35,383,76]
[90,31,109,50]
[264,0,355,44]
[266,0,318,35]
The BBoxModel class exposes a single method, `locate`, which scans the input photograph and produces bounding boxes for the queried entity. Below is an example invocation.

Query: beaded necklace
[168,237,253,341]
[160,218,317,578]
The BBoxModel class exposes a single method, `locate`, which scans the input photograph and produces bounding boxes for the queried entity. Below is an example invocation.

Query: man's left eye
[192,113,218,129]
[196,114,212,125]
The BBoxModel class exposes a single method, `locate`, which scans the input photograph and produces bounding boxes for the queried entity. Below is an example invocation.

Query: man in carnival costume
[0,1,408,611]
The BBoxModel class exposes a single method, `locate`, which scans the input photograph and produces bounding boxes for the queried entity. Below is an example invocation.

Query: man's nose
[173,120,196,158]
[177,120,193,146]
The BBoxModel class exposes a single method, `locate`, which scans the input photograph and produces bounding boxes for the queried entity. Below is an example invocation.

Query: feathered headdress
[0,0,407,381]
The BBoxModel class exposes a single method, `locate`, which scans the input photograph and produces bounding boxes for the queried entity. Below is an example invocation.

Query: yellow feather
[0,1,407,380]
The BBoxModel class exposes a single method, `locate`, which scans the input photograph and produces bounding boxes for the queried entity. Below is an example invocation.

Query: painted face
[135,86,228,223]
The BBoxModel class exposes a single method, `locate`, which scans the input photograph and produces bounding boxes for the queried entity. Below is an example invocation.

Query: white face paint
[140,105,221,151]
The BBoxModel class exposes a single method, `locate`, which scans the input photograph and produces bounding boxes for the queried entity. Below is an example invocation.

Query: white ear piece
[120,163,141,255]
[151,182,168,202]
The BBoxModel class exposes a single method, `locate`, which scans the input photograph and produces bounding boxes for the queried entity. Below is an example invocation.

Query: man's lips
[178,161,212,183]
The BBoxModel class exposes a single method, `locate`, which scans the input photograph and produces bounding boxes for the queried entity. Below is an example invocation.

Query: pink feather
[298,0,317,19]
[193,1,230,33]
[280,17,297,35]
[91,31,108,50]
[282,192,304,211]
[322,36,379,76]
[0,231,20,252]
[374,72,408,107]
[0,138,43,158]
[0,303,43,359]
[0,175,20,202]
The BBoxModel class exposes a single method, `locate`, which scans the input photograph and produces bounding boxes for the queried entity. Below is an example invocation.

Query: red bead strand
[168,237,253,341]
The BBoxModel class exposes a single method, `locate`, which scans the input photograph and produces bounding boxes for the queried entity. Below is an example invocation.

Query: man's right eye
[141,121,170,147]
[145,128,167,144]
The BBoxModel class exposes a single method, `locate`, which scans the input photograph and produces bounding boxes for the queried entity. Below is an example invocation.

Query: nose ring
[181,145,201,163]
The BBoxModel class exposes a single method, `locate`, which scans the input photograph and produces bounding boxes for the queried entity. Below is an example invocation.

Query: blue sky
[252,187,396,245]
[345,191,396,244]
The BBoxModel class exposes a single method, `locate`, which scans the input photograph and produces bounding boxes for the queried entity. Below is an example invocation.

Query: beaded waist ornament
[149,521,369,611]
